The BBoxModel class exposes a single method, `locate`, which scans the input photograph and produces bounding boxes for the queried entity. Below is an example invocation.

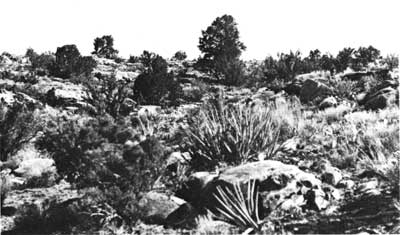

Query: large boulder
[300,79,333,103]
[138,191,195,225]
[13,158,56,179]
[319,96,338,109]
[364,87,398,110]
[184,161,329,215]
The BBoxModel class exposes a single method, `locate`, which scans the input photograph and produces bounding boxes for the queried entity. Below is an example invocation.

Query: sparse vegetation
[0,12,399,235]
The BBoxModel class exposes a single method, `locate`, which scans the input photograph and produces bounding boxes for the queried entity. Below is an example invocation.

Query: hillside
[0,48,399,235]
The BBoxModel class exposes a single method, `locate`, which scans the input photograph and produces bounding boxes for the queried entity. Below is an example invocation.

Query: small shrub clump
[83,72,135,118]
[35,114,168,225]
[0,100,40,161]
[172,51,187,61]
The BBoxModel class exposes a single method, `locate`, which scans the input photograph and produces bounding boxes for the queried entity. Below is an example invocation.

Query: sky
[1,0,399,60]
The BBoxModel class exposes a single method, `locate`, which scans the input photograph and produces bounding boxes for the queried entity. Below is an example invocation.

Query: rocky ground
[0,52,399,234]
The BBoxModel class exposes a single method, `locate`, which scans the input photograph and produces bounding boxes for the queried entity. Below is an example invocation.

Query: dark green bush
[128,55,140,63]
[0,101,40,161]
[92,35,119,59]
[36,117,108,188]
[25,48,56,75]
[50,45,97,79]
[133,51,182,106]
[35,114,168,225]
[173,50,187,61]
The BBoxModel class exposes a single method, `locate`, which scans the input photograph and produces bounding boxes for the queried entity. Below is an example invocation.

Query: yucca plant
[187,101,280,170]
[358,144,399,196]
[213,180,262,232]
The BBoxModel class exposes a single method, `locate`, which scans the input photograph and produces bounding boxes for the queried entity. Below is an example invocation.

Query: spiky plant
[358,145,399,196]
[213,180,262,232]
[187,101,280,170]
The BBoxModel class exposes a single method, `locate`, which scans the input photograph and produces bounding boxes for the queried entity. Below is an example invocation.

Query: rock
[315,160,343,186]
[115,70,139,81]
[300,79,333,103]
[356,92,367,103]
[138,191,193,225]
[323,185,342,200]
[1,181,81,232]
[284,81,302,96]
[319,96,337,109]
[280,137,301,153]
[201,161,327,213]
[342,71,374,81]
[251,88,275,101]
[138,105,161,118]
[166,152,191,167]
[196,217,237,234]
[364,87,398,110]
[176,171,218,207]
[337,179,355,189]
[321,166,343,186]
[0,89,16,104]
[14,158,56,178]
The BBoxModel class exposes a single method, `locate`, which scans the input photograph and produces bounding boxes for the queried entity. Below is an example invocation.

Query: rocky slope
[0,52,399,234]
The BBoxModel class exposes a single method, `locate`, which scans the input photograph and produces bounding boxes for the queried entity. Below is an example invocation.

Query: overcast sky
[1,0,399,60]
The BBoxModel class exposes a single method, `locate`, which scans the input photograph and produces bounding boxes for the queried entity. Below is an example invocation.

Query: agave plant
[187,100,280,170]
[358,144,400,195]
[213,180,262,232]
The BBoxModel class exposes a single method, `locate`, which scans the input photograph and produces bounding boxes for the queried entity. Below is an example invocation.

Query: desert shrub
[35,116,110,188]
[186,100,280,170]
[382,54,399,71]
[133,51,182,106]
[11,198,83,234]
[302,49,322,72]
[83,72,135,118]
[269,97,304,140]
[51,44,96,79]
[215,56,246,86]
[35,114,168,225]
[0,101,40,161]
[173,50,187,61]
[275,50,307,81]
[25,48,56,74]
[92,35,119,59]
[335,47,355,72]
[357,145,399,197]
[351,46,381,71]
[128,55,140,63]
